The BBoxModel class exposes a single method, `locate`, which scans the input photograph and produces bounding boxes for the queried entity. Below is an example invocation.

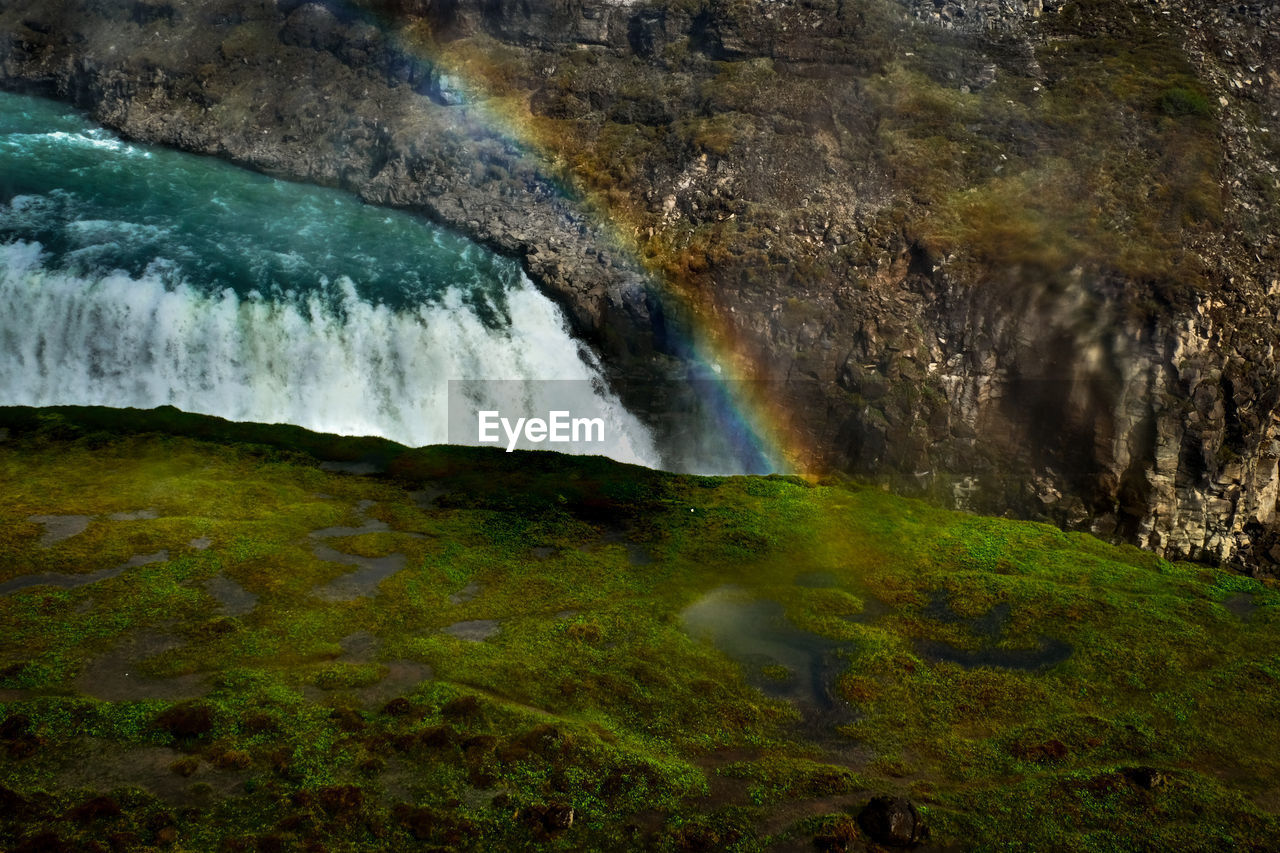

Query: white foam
[0,240,660,467]
[30,130,147,156]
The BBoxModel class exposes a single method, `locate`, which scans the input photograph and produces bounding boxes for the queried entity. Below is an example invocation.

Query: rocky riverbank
[2,0,1279,569]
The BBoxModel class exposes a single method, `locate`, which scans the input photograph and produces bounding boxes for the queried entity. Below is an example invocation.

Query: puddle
[108,509,158,521]
[1223,593,1258,621]
[0,550,168,596]
[624,544,652,565]
[792,571,889,625]
[46,738,245,803]
[204,574,257,617]
[309,503,413,601]
[310,518,390,539]
[304,631,433,707]
[926,589,1010,639]
[916,638,1073,670]
[75,631,207,701]
[593,527,652,566]
[410,486,446,509]
[531,546,555,560]
[339,631,377,662]
[122,551,168,568]
[915,590,1072,671]
[48,741,191,802]
[681,586,853,732]
[449,581,481,605]
[27,514,92,546]
[358,660,433,706]
[443,620,501,642]
[842,595,892,625]
[555,609,579,619]
[312,546,406,602]
[189,537,212,550]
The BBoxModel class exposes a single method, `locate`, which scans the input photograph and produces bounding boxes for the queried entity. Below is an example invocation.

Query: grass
[0,406,1276,850]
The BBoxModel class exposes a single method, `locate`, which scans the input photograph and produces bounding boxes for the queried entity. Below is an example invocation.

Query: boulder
[856,795,928,848]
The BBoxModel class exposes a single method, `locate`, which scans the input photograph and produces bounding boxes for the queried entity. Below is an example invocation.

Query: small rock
[542,802,574,832]
[1121,766,1169,790]
[0,713,31,740]
[108,509,158,521]
[856,795,928,848]
[521,802,574,835]
[449,581,480,605]
[1017,739,1069,762]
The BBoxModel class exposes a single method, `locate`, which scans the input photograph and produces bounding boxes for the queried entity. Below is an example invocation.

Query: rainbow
[314,5,815,476]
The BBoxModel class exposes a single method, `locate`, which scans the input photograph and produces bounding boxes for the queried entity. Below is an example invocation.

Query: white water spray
[0,240,660,466]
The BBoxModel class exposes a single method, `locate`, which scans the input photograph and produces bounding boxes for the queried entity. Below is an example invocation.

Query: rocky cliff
[2,0,1279,570]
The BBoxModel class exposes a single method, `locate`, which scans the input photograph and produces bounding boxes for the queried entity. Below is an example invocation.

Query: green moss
[1158,86,1213,118]
[0,406,1277,850]
[719,757,866,806]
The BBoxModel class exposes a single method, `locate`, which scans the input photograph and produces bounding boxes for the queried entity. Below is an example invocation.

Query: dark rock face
[857,795,928,847]
[1,0,1278,569]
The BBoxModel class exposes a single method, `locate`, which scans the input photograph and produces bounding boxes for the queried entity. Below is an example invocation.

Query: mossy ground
[0,407,1277,851]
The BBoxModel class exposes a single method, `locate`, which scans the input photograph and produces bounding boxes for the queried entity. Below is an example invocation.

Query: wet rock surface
[203,573,257,616]
[0,551,169,596]
[25,515,91,546]
[74,632,206,702]
[309,503,415,600]
[106,509,158,521]
[449,581,481,605]
[914,590,1073,670]
[857,795,929,847]
[1223,592,1260,621]
[443,619,501,642]
[681,586,855,735]
[359,660,433,706]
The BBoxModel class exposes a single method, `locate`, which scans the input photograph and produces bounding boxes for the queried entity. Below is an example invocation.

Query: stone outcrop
[1,0,1278,570]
